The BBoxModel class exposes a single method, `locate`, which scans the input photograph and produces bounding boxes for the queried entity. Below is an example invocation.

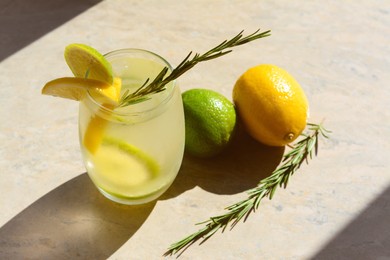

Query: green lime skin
[182,88,237,158]
[64,43,113,84]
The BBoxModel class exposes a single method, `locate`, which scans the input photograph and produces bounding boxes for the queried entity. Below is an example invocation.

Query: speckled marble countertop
[1,1,389,259]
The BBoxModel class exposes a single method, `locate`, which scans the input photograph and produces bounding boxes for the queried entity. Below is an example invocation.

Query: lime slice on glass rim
[64,43,114,84]
[42,43,122,154]
[42,43,121,105]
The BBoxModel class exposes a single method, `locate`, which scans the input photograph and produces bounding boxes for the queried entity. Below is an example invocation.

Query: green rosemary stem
[164,122,331,257]
[119,29,271,107]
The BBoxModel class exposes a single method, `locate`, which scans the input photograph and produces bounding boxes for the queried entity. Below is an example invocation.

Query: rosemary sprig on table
[119,29,271,107]
[164,122,331,257]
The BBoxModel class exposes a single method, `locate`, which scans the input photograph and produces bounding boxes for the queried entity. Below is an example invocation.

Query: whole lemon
[233,64,309,146]
[182,89,237,158]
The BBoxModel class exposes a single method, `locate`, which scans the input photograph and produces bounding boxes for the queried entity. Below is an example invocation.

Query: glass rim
[85,48,176,117]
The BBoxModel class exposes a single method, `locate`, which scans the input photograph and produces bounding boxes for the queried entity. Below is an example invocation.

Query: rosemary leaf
[163,122,330,257]
[119,29,271,107]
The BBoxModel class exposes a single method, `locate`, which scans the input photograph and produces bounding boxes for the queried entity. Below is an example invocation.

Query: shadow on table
[0,173,155,259]
[0,123,284,259]
[161,122,285,200]
[0,0,102,61]
[311,185,390,260]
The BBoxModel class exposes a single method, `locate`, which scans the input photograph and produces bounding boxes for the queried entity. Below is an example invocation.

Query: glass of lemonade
[78,49,185,205]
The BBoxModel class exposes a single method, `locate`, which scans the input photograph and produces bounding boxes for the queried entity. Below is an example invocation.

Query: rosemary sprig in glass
[164,122,331,257]
[119,29,271,107]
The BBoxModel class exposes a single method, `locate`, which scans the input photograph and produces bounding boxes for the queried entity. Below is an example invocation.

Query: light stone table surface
[1,1,389,259]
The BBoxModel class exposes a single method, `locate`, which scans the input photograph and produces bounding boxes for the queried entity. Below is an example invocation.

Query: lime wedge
[42,77,121,105]
[64,43,113,84]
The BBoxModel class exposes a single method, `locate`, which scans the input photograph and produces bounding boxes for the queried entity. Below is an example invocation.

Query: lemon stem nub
[285,132,295,141]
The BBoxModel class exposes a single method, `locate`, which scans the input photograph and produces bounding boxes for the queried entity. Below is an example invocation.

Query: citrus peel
[233,64,309,146]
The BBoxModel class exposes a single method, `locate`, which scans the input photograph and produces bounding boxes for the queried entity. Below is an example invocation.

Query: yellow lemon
[233,64,309,146]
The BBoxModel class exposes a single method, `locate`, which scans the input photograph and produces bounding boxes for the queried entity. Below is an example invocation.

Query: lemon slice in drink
[42,43,122,155]
[64,43,114,84]
[42,76,121,154]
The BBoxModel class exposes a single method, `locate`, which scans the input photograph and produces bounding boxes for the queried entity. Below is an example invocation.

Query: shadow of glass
[0,173,155,259]
[0,0,102,61]
[311,185,390,259]
[161,122,285,199]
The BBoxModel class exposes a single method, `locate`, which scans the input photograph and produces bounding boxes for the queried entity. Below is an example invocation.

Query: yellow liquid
[79,53,185,204]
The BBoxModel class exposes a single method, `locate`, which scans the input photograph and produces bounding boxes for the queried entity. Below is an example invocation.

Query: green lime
[64,43,113,84]
[182,88,237,158]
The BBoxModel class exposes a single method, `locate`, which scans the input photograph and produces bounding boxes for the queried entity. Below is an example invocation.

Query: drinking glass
[78,49,185,205]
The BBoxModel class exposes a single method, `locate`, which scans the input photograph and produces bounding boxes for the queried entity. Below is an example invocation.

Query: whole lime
[182,88,237,158]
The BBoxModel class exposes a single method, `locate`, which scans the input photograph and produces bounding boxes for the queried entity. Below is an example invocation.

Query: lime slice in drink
[42,77,121,105]
[91,137,160,197]
[64,43,114,84]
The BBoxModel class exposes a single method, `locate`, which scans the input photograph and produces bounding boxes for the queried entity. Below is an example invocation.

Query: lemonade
[41,30,271,205]
[78,49,185,204]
